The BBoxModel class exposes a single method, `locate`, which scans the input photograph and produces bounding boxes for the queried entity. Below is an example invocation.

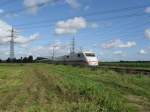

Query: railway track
[97,66,150,76]
[42,63,150,76]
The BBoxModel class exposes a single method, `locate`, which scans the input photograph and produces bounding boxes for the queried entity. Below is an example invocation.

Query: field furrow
[0,64,150,112]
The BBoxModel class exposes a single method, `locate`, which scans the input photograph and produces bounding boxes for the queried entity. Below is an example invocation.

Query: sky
[0,0,150,61]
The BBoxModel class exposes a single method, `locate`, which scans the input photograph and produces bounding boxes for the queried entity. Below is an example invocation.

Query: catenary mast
[9,27,15,60]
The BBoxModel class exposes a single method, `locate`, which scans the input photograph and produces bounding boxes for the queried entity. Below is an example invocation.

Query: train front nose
[89,61,98,66]
[87,58,98,66]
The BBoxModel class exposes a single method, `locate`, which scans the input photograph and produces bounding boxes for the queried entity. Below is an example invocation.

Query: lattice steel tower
[9,28,15,60]
[71,37,75,54]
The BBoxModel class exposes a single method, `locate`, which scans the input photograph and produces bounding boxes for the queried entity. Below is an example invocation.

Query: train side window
[66,56,69,58]
[77,54,81,57]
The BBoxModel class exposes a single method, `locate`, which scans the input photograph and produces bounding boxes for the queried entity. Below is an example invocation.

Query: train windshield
[85,53,95,57]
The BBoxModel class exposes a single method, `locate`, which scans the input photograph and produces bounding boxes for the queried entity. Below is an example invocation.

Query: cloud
[84,5,90,11]
[145,7,150,14]
[144,29,150,39]
[0,39,60,59]
[0,19,39,45]
[29,41,70,57]
[139,49,147,55]
[89,23,99,28]
[101,39,136,49]
[15,33,40,44]
[118,41,136,48]
[55,17,87,35]
[23,0,80,14]
[113,50,123,55]
[0,20,12,45]
[0,8,18,18]
[23,0,49,14]
[0,9,4,14]
[65,0,80,9]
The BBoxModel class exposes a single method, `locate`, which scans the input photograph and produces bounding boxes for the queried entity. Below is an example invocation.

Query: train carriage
[54,51,98,66]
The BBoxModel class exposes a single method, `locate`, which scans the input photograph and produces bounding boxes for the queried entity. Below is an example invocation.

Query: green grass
[99,62,150,69]
[0,63,150,112]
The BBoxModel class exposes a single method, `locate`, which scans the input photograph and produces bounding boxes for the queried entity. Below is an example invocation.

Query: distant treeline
[0,55,39,63]
[99,61,150,68]
[102,61,150,63]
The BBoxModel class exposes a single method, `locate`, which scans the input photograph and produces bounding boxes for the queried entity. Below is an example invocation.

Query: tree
[28,55,33,63]
[22,57,28,63]
[6,58,11,63]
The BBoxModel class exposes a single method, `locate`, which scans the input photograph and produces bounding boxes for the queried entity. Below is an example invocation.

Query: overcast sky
[0,0,150,61]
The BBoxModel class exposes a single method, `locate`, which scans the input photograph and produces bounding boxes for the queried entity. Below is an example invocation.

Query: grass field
[99,62,150,69]
[0,63,150,112]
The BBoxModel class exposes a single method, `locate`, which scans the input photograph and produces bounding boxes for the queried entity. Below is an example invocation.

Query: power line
[15,12,148,30]
[92,13,147,22]
[0,0,51,17]
[83,26,144,40]
[12,4,150,27]
[1,13,147,46]
[73,19,149,41]
[0,0,19,8]
[0,2,148,31]
[82,4,149,16]
[94,20,150,37]
[0,2,148,46]
[16,24,52,29]
[98,21,148,34]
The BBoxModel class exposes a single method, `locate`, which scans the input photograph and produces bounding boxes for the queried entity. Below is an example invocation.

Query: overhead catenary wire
[0,2,146,34]
[0,2,149,43]
[0,1,149,31]
[0,1,149,61]
[91,19,150,37]
[11,4,150,27]
[0,13,148,43]
[13,7,150,39]
[14,12,149,30]
[0,0,18,7]
[0,0,148,20]
[72,18,150,42]
[80,23,147,40]
[0,0,52,17]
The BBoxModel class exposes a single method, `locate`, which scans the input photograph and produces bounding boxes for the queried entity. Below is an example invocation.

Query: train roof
[75,51,96,54]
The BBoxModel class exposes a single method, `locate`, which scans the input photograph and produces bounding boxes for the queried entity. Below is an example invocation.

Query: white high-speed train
[52,51,99,66]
